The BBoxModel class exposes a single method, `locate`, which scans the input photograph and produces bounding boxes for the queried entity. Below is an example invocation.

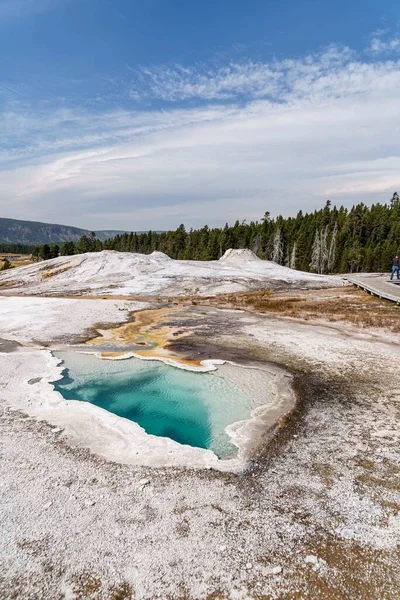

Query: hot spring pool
[52,351,260,459]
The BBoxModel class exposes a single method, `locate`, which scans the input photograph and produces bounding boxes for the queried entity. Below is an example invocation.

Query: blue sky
[0,0,399,230]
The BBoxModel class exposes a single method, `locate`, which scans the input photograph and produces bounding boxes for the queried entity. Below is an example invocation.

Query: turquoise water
[52,352,254,459]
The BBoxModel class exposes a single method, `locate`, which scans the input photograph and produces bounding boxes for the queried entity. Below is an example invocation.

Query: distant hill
[0,218,127,245]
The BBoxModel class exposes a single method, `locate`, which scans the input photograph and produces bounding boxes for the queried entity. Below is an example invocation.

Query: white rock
[305,555,319,565]
[52,428,62,433]
[138,478,150,486]
[271,566,282,575]
[84,499,96,507]
[245,562,252,570]
[43,501,52,510]
[341,528,355,539]
[218,545,227,552]
[263,565,283,576]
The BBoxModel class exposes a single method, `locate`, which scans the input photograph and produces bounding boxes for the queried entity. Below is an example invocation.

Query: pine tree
[61,241,76,256]
[39,244,52,261]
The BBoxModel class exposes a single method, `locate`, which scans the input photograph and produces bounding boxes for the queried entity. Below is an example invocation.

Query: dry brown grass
[69,573,134,600]
[187,287,400,332]
[41,265,72,279]
[0,279,17,287]
[0,254,34,268]
[10,259,35,267]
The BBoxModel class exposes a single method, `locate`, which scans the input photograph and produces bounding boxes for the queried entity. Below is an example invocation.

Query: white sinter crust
[0,249,343,297]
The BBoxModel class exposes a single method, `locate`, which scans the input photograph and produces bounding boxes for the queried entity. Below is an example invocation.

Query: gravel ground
[0,300,399,599]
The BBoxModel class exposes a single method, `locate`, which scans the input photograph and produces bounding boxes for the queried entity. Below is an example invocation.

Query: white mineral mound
[149,250,171,261]
[0,249,342,297]
[219,249,261,263]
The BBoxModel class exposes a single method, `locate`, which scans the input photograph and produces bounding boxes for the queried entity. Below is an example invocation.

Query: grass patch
[188,287,400,332]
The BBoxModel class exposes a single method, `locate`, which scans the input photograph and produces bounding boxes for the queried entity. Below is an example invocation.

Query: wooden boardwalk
[346,274,400,305]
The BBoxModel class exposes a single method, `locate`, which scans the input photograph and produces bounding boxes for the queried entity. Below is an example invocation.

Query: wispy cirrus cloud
[0,104,236,163]
[0,43,399,229]
[133,45,357,102]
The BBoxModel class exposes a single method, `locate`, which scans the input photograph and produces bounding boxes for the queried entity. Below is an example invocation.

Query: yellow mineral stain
[87,306,203,368]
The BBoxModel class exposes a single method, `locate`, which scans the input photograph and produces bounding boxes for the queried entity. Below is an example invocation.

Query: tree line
[28,193,400,274]
[0,243,35,254]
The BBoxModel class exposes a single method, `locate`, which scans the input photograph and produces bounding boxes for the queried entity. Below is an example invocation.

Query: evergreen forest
[20,193,400,274]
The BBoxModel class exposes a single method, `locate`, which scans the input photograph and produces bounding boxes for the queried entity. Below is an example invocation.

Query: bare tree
[289,242,297,270]
[310,229,321,273]
[321,225,329,273]
[285,245,290,266]
[271,228,283,264]
[310,226,331,274]
[327,222,338,272]
[252,233,262,256]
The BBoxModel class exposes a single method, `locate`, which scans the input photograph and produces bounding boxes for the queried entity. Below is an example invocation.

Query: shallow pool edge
[21,348,296,473]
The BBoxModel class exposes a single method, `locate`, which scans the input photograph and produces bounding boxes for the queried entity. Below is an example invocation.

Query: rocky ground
[0,288,400,600]
[0,282,399,599]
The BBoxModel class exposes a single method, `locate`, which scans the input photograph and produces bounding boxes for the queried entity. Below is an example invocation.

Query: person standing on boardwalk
[391,255,400,280]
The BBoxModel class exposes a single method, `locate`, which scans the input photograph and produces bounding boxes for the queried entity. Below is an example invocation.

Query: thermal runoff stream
[52,351,258,459]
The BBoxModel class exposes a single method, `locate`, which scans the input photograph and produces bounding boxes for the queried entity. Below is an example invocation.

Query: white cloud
[0,45,400,229]
[369,37,400,55]
[134,45,356,102]
[367,29,400,56]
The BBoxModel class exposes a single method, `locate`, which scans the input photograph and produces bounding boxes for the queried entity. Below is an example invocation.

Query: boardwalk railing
[345,275,400,305]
